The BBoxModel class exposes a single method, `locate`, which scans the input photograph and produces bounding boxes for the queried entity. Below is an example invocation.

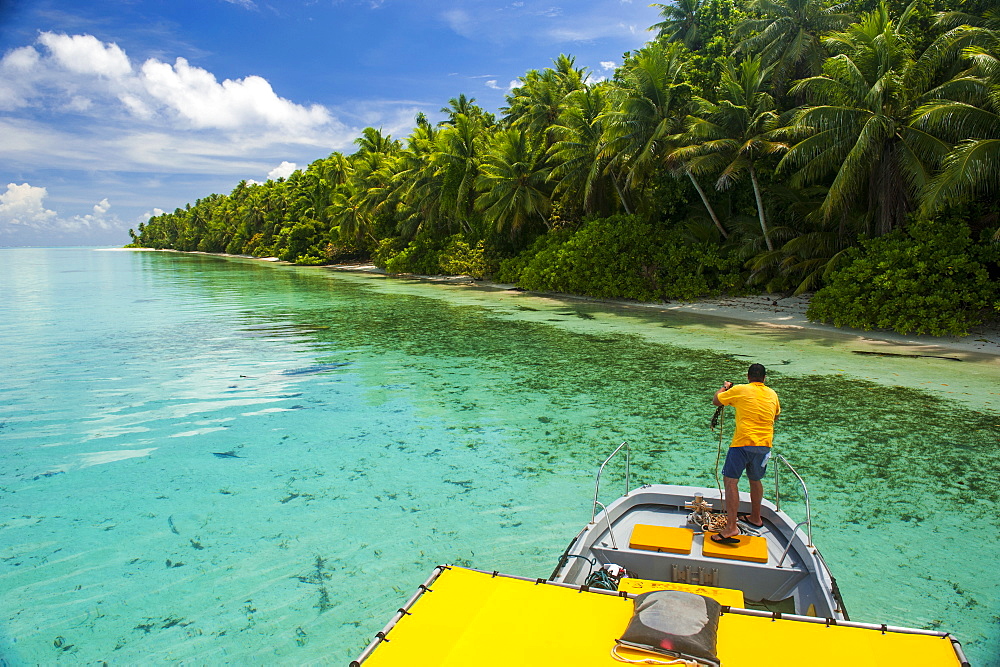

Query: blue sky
[0,0,660,246]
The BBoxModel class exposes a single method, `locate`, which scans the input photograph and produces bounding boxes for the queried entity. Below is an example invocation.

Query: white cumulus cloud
[0,182,58,228]
[0,32,340,138]
[0,182,118,242]
[0,29,384,239]
[268,161,298,180]
[38,32,132,78]
[601,61,617,70]
[139,56,332,131]
[0,46,42,110]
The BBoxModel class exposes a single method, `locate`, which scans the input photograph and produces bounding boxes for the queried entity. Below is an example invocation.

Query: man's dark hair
[748,363,766,382]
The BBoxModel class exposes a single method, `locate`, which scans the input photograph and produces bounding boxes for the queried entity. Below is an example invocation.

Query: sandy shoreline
[113,249,1000,359]
[325,263,1000,360]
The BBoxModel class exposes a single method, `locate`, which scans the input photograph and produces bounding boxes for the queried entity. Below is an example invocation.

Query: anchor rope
[697,399,763,537]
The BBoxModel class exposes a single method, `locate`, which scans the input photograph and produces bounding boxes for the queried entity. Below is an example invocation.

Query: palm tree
[393,119,444,239]
[734,0,855,91]
[503,55,587,146]
[676,57,788,250]
[914,33,1000,218]
[435,114,485,233]
[335,127,402,241]
[355,126,399,156]
[744,183,854,293]
[475,128,552,235]
[441,94,477,120]
[650,0,704,50]
[329,183,371,241]
[601,42,694,217]
[777,3,953,236]
[547,86,618,216]
[935,0,999,31]
[440,94,496,127]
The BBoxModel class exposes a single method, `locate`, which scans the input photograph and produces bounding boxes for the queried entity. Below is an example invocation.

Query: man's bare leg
[748,479,764,526]
[722,476,740,538]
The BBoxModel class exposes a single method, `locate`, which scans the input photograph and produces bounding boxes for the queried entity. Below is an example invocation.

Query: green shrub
[511,215,743,301]
[494,229,573,284]
[375,233,505,279]
[372,238,404,269]
[276,219,325,263]
[322,238,366,264]
[382,235,443,275]
[807,219,999,336]
[224,235,245,255]
[439,236,487,279]
[659,235,746,300]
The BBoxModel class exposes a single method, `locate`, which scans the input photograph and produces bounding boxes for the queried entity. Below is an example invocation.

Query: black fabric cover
[616,590,722,666]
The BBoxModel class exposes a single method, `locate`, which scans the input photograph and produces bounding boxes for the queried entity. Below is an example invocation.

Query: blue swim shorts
[722,446,772,481]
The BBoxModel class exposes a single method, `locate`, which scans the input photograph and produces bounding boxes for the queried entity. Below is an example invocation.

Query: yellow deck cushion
[617,577,745,607]
[703,532,769,563]
[628,524,694,554]
[362,567,964,666]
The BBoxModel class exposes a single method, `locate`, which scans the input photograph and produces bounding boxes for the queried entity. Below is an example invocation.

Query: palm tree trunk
[687,171,727,239]
[749,166,773,251]
[612,175,632,215]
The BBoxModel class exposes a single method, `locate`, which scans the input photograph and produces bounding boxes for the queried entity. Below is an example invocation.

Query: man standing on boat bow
[710,363,780,544]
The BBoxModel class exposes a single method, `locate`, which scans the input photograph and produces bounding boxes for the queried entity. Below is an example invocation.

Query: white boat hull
[549,484,847,620]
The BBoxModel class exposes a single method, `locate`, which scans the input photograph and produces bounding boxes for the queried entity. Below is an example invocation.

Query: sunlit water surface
[1,248,998,665]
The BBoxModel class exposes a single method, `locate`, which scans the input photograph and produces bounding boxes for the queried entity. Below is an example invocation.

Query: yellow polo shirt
[717,382,780,447]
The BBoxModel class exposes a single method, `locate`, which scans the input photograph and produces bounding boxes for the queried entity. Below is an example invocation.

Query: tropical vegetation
[128,0,1000,335]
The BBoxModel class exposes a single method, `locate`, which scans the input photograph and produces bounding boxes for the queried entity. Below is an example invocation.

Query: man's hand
[713,381,733,407]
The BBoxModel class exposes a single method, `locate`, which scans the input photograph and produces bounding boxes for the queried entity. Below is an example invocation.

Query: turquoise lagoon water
[1,248,998,665]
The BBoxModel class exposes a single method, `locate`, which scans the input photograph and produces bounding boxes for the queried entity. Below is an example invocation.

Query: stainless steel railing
[773,451,813,566]
[590,441,629,525]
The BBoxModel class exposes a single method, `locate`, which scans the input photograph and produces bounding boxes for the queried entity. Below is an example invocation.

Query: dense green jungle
[128,0,1000,337]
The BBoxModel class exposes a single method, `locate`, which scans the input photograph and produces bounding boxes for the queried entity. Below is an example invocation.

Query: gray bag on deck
[615,590,722,666]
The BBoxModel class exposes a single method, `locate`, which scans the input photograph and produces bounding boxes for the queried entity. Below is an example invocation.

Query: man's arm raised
[712,381,734,407]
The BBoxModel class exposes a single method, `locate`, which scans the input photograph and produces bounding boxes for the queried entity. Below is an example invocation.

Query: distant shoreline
[323,262,1000,361]
[117,247,1000,360]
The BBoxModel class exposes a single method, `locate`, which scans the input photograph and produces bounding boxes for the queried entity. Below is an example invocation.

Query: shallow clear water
[1,248,997,665]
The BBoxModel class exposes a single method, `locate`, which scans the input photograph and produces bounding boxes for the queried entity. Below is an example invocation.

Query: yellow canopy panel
[359,566,964,667]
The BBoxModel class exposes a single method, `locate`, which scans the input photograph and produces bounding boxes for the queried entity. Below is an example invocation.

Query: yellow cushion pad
[703,532,769,563]
[617,577,745,607]
[628,524,694,554]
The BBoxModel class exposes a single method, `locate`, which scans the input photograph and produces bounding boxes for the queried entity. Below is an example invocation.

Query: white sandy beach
[659,294,1000,358]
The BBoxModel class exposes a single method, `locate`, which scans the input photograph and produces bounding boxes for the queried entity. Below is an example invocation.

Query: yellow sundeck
[354,444,968,666]
[353,566,966,666]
